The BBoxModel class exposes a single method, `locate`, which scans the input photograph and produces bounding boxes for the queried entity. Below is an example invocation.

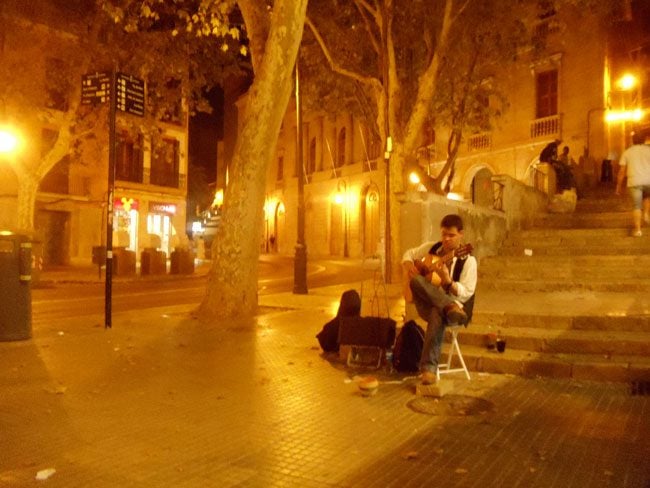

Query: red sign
[149,202,177,215]
[114,197,139,211]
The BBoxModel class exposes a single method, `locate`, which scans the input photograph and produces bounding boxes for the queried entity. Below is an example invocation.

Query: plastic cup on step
[496,339,506,353]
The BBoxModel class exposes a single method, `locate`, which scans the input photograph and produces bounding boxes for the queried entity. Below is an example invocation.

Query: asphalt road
[31,256,369,326]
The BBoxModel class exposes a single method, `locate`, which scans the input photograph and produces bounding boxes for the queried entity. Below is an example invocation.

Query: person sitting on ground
[401,214,477,385]
[616,131,650,237]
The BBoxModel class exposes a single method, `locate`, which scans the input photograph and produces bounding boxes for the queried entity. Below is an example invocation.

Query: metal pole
[342,180,349,258]
[293,58,308,294]
[105,70,117,329]
[381,3,392,284]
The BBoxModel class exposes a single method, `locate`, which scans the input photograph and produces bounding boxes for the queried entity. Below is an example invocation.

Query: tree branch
[238,0,270,74]
[353,0,380,55]
[354,0,378,21]
[452,0,472,24]
[306,16,382,89]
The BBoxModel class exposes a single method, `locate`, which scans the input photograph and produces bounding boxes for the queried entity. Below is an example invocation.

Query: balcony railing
[467,132,492,152]
[530,114,562,138]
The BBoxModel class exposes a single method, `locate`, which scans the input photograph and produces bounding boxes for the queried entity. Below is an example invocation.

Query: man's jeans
[409,275,455,373]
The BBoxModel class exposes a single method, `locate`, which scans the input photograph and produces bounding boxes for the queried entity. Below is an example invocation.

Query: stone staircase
[454,186,650,384]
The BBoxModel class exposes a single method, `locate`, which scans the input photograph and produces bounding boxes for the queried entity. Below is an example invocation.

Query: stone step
[479,256,650,280]
[500,228,650,255]
[500,245,650,256]
[472,311,650,333]
[576,199,630,213]
[482,254,650,266]
[478,279,650,293]
[441,344,650,383]
[534,211,630,229]
[455,323,650,356]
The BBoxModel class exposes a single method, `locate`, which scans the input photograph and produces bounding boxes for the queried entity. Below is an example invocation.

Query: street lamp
[0,97,22,156]
[616,73,637,91]
[0,125,21,155]
[587,73,643,156]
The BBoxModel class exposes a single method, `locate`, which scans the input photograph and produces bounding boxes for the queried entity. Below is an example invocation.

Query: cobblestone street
[1,288,648,487]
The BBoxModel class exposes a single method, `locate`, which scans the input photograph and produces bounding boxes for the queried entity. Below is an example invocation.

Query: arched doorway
[471,167,494,208]
[271,201,285,253]
[362,184,381,256]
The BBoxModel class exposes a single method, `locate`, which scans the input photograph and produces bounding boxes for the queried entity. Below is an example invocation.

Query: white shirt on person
[619,144,650,187]
[402,241,477,305]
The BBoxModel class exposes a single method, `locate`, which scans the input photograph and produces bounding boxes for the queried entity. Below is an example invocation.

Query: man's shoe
[421,372,437,385]
[443,303,467,325]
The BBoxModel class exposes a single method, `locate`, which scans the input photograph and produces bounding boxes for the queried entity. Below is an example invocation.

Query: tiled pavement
[1,284,649,487]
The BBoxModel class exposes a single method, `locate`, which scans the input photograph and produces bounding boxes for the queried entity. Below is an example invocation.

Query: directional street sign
[81,71,110,105]
[116,73,145,117]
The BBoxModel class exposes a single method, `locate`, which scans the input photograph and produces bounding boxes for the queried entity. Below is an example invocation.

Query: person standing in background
[616,132,650,237]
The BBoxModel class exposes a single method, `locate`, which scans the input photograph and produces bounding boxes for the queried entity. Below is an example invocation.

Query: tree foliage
[0,0,248,232]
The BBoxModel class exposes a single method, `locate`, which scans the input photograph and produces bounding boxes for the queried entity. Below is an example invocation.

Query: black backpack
[392,320,425,372]
[316,289,362,353]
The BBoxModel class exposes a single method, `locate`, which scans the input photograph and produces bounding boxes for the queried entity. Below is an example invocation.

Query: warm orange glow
[408,171,421,185]
[605,109,645,123]
[616,73,638,91]
[333,192,344,205]
[0,126,21,154]
[212,189,224,207]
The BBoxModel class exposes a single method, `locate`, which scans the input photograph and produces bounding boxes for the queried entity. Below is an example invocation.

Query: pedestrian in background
[616,132,650,237]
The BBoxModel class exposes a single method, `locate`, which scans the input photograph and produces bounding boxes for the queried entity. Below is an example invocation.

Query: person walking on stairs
[616,132,650,237]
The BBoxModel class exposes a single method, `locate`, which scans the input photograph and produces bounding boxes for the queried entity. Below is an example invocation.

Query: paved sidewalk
[1,283,649,487]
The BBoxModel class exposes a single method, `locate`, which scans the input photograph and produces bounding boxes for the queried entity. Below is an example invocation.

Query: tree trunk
[198,0,308,323]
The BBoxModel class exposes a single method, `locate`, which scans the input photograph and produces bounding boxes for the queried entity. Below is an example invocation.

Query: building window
[277,155,284,181]
[116,132,144,183]
[536,69,558,118]
[337,128,346,167]
[307,138,316,175]
[151,138,180,188]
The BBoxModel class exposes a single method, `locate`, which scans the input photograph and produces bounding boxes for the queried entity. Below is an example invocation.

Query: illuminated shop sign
[149,202,177,215]
[114,197,139,211]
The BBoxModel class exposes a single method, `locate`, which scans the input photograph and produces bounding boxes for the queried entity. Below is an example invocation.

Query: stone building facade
[0,3,189,267]
[216,2,648,259]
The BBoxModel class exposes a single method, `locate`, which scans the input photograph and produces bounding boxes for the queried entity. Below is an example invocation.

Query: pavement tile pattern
[1,293,649,487]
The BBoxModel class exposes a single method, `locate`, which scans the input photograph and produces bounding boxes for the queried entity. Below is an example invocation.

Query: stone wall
[400,175,548,262]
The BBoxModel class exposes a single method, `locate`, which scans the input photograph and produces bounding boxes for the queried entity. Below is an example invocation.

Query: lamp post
[293,58,308,294]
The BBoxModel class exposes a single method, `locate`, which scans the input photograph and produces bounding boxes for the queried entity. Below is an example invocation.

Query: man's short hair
[632,132,645,145]
[441,214,463,231]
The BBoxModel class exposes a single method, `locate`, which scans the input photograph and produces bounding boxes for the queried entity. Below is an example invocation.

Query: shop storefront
[113,197,139,251]
[147,201,178,254]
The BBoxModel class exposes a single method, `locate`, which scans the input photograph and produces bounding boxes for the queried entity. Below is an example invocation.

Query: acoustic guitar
[403,243,473,302]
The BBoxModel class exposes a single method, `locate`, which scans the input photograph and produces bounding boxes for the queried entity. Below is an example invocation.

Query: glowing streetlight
[408,171,421,185]
[616,73,638,91]
[212,188,224,208]
[605,108,646,123]
[0,125,21,154]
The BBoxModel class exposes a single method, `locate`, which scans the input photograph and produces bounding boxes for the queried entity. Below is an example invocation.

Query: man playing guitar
[401,214,477,385]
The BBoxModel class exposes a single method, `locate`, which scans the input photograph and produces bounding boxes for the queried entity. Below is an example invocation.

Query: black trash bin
[0,232,32,341]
